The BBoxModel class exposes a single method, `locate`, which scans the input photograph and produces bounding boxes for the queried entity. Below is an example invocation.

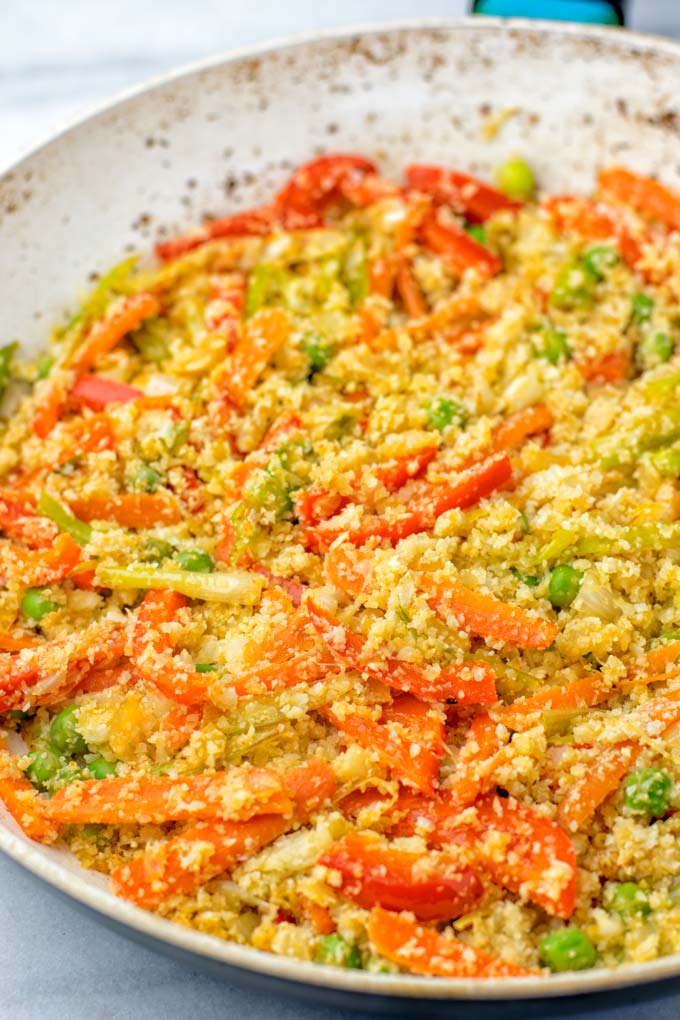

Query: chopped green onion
[629,292,655,328]
[37,492,92,547]
[0,342,17,402]
[245,263,287,318]
[35,354,54,380]
[607,882,651,917]
[195,662,218,673]
[342,237,369,309]
[511,567,539,588]
[314,934,362,969]
[131,318,170,363]
[539,529,578,563]
[464,223,487,244]
[495,157,535,201]
[589,406,680,468]
[94,565,264,604]
[549,259,597,310]
[637,332,675,370]
[649,446,680,478]
[302,331,334,374]
[534,327,570,365]
[130,465,162,493]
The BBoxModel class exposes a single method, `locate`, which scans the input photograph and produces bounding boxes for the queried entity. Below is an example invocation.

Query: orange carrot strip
[220,307,289,411]
[131,590,211,705]
[447,712,508,806]
[32,375,69,440]
[368,255,395,298]
[372,445,438,492]
[68,293,159,375]
[543,195,642,268]
[307,597,497,704]
[111,757,335,908]
[321,694,445,794]
[639,640,680,675]
[305,453,512,552]
[324,543,373,598]
[577,350,628,384]
[302,898,336,935]
[492,404,554,453]
[395,256,427,318]
[0,496,58,549]
[0,532,82,588]
[319,832,483,921]
[599,166,680,231]
[156,705,203,752]
[393,789,577,920]
[420,574,557,650]
[68,492,182,529]
[0,633,42,652]
[367,907,536,977]
[46,767,292,825]
[0,758,57,844]
[557,741,639,833]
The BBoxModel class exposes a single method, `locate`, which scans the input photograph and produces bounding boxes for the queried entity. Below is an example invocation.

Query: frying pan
[2,17,680,1015]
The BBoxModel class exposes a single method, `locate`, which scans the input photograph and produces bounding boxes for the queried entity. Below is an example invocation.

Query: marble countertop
[4,2,680,1018]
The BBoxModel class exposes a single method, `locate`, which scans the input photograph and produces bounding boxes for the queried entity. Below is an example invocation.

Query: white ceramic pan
[2,17,680,1015]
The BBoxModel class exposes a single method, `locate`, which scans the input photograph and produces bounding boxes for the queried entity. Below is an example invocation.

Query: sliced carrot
[76,661,134,694]
[599,167,680,231]
[496,675,609,729]
[324,543,373,598]
[156,705,204,752]
[0,633,42,652]
[131,590,211,705]
[372,445,438,492]
[405,164,522,223]
[204,274,245,351]
[69,293,159,375]
[321,694,446,794]
[367,907,536,977]
[319,831,483,921]
[111,757,335,908]
[420,210,501,278]
[0,496,58,549]
[32,375,69,440]
[447,712,508,806]
[68,492,182,529]
[638,640,680,675]
[492,404,554,453]
[295,487,348,527]
[220,308,289,411]
[420,574,557,650]
[557,741,639,833]
[302,898,336,935]
[0,757,57,843]
[305,452,512,552]
[577,350,628,384]
[395,256,427,318]
[368,255,395,298]
[46,767,292,825]
[307,597,497,704]
[0,532,82,588]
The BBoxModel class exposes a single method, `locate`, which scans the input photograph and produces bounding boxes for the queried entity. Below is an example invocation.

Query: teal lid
[473,0,621,24]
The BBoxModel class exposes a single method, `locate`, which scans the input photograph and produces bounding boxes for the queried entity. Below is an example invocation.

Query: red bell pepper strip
[405,164,522,223]
[319,831,483,921]
[306,597,497,704]
[367,907,537,977]
[155,206,275,261]
[598,166,680,231]
[393,789,577,920]
[305,452,512,552]
[395,256,428,317]
[274,154,377,229]
[130,590,211,705]
[71,375,144,411]
[420,210,501,278]
[577,350,629,384]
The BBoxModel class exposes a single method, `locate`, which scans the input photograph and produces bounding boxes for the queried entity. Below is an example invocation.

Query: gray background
[3,2,680,1018]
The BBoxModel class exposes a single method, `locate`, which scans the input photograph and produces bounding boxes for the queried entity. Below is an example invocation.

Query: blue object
[473,0,622,24]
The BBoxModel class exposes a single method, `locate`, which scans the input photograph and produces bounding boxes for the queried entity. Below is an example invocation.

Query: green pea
[535,328,571,366]
[629,292,655,327]
[25,748,65,791]
[548,565,583,609]
[50,706,88,755]
[638,331,675,370]
[87,757,118,779]
[131,465,162,493]
[495,157,535,201]
[302,331,334,374]
[608,882,651,917]
[21,588,58,622]
[195,662,217,673]
[35,354,54,380]
[175,549,215,573]
[623,767,672,816]
[314,934,362,969]
[582,246,620,280]
[511,567,539,588]
[549,260,597,310]
[141,538,174,564]
[649,446,680,478]
[539,928,596,972]
[425,396,467,432]
[464,223,487,244]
